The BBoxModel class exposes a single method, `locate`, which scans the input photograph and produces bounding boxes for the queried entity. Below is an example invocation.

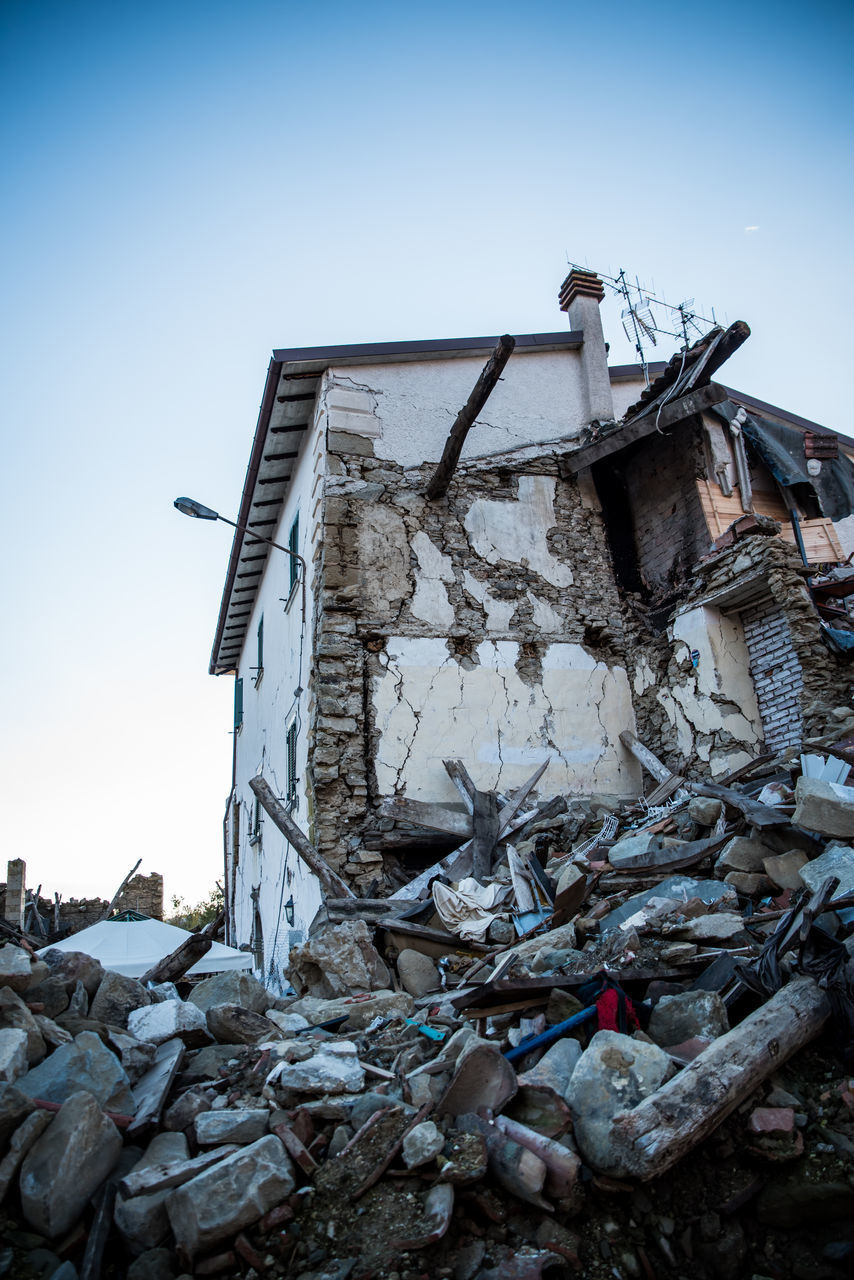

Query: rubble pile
[2,741,854,1277]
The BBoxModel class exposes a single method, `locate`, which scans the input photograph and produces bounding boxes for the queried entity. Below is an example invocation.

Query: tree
[166,884,223,931]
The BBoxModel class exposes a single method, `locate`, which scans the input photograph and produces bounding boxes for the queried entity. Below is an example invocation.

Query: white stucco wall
[228,413,324,990]
[324,350,592,469]
[659,605,763,776]
[372,636,641,801]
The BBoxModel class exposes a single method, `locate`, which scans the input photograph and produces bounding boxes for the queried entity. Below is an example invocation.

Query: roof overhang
[209,331,584,675]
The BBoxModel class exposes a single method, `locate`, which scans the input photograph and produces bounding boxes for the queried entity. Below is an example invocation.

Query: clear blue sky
[1,0,852,905]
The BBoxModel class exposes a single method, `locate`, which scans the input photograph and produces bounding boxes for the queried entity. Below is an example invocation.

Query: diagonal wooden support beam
[426,336,516,500]
[250,775,355,899]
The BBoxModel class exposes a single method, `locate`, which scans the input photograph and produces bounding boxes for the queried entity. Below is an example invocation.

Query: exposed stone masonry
[0,872,164,936]
[308,436,627,891]
[626,535,850,777]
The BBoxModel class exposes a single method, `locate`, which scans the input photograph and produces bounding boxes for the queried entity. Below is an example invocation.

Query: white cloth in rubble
[431,878,512,942]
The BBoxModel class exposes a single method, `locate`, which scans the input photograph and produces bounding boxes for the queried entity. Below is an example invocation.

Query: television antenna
[567,261,717,388]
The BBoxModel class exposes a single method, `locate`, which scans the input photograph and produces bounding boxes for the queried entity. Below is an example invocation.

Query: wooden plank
[643,774,685,805]
[377,797,472,839]
[250,775,355,899]
[388,759,548,903]
[119,1144,241,1198]
[471,789,500,880]
[99,859,142,922]
[697,478,844,562]
[127,1038,184,1135]
[443,760,477,813]
[506,844,536,913]
[324,898,422,918]
[496,760,549,830]
[608,833,729,873]
[80,1182,116,1280]
[426,336,515,500]
[139,933,213,986]
[377,917,489,952]
[619,731,671,784]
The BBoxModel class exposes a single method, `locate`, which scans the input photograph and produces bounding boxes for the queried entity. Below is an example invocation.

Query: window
[286,720,298,809]
[288,514,299,595]
[233,677,243,731]
[249,795,262,846]
[253,616,264,687]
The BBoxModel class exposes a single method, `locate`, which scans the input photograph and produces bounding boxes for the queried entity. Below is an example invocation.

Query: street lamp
[174,496,307,622]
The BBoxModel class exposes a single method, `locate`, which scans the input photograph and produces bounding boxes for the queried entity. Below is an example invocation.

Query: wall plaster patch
[410,530,455,629]
[372,636,639,803]
[463,476,574,587]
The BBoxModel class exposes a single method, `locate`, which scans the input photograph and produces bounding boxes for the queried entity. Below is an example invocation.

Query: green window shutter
[234,677,243,730]
[286,722,298,806]
[289,515,299,592]
[257,616,264,671]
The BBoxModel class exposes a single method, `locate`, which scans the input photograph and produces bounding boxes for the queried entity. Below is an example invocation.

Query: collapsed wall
[626,534,851,777]
[0,871,164,938]
[309,440,643,892]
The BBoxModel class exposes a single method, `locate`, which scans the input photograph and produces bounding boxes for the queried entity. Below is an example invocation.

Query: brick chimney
[559,268,614,425]
[4,860,26,929]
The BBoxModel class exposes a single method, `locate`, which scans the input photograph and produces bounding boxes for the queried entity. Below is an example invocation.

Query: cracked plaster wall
[310,423,640,888]
[372,636,639,804]
[625,536,853,779]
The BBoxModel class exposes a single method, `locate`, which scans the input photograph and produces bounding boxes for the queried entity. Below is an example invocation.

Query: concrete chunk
[128,1000,210,1047]
[114,1131,190,1252]
[194,1109,269,1146]
[0,988,46,1065]
[0,1029,29,1083]
[89,971,151,1028]
[793,776,854,838]
[0,945,43,994]
[566,1031,673,1173]
[188,971,275,1016]
[165,1135,295,1256]
[763,849,809,890]
[267,1041,365,1094]
[0,1110,52,1201]
[19,1091,123,1237]
[18,1030,135,1114]
[648,991,729,1048]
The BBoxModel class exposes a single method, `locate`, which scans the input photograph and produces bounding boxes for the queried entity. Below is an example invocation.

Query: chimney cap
[559,268,605,312]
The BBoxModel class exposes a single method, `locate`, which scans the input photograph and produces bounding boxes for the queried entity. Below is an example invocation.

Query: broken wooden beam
[99,858,142,922]
[426,335,516,500]
[249,774,355,899]
[686,780,788,828]
[603,933,854,1181]
[619,731,672,784]
[377,797,472,839]
[139,934,213,986]
[565,383,729,474]
[118,1144,241,1198]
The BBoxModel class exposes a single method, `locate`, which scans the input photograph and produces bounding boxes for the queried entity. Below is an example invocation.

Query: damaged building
[206,268,854,981]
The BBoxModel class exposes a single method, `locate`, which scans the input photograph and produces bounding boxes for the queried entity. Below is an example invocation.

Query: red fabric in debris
[596,987,640,1033]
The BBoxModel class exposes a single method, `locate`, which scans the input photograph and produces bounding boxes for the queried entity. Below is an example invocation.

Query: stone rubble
[1,737,854,1276]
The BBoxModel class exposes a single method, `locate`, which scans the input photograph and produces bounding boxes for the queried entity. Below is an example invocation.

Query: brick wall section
[617,427,709,599]
[740,597,803,750]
